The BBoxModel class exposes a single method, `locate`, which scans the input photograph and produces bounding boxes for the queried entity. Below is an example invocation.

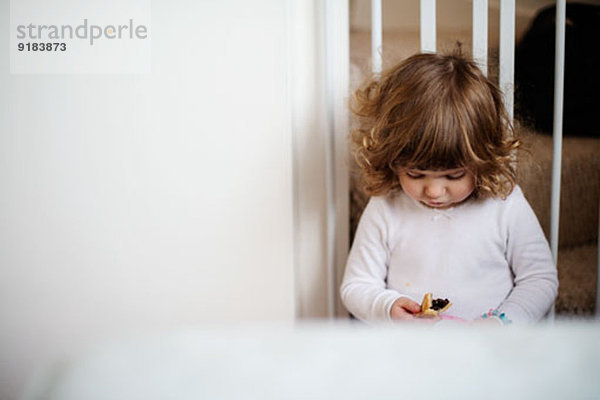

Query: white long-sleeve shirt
[341,186,558,324]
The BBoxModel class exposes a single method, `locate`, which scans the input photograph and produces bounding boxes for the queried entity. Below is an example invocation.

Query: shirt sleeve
[340,197,404,322]
[497,187,559,324]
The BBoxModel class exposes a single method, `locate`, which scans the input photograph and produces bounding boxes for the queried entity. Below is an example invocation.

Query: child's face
[398,168,475,209]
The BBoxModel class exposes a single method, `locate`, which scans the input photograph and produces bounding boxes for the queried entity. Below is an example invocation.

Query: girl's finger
[405,302,421,313]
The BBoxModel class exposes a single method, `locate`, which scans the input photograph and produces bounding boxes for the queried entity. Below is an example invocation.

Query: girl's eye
[447,172,466,180]
[406,171,424,179]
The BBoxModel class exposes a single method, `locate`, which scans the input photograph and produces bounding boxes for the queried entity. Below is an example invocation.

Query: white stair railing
[472,0,489,76]
[371,0,382,74]
[325,0,350,318]
[420,0,436,53]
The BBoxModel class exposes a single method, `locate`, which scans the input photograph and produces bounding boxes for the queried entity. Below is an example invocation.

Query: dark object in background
[515,3,600,137]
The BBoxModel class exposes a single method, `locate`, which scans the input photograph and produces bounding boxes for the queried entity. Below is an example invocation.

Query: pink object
[439,315,468,323]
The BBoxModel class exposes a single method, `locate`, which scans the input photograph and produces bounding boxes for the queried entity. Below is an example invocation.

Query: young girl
[340,52,558,325]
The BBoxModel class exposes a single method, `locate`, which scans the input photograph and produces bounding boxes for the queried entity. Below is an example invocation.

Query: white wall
[289,1,330,318]
[291,0,350,320]
[0,1,309,399]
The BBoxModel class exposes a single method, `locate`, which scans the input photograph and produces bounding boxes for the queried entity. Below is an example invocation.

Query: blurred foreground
[20,319,600,400]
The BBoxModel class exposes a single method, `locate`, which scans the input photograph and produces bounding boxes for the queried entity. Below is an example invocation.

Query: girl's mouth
[426,201,445,207]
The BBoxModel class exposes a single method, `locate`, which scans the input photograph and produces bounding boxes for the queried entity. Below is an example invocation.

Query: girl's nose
[424,181,445,198]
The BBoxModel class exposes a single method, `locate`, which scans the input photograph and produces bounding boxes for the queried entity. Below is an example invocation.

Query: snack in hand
[417,292,451,318]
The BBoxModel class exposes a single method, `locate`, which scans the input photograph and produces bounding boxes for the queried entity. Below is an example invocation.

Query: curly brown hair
[351,52,520,199]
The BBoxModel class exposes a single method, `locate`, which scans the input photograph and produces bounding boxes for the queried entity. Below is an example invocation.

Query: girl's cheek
[457,181,476,199]
[405,183,423,201]
[399,179,416,195]
[460,189,474,201]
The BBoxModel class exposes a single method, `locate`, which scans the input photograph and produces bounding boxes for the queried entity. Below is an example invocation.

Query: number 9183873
[18,42,66,51]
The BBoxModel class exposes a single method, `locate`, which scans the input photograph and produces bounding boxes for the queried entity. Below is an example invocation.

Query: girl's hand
[390,297,425,321]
